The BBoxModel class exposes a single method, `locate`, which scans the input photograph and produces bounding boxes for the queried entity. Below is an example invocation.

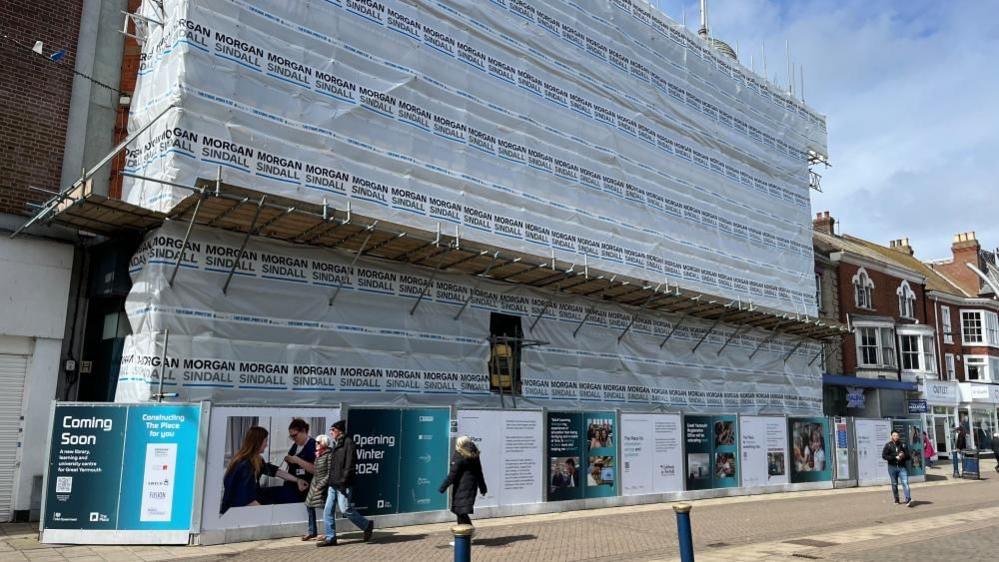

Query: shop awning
[823,374,917,392]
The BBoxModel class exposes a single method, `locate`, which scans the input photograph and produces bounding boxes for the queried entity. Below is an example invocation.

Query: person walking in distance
[318,420,374,547]
[882,431,911,506]
[304,434,332,541]
[991,432,999,473]
[952,424,968,477]
[439,436,487,545]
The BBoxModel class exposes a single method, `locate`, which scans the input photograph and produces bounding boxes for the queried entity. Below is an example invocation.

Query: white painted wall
[0,236,74,517]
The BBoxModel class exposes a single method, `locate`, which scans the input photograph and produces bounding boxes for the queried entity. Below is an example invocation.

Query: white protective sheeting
[124,0,826,316]
[115,222,823,415]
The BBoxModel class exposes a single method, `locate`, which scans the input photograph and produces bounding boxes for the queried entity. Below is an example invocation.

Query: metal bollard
[673,503,694,562]
[452,524,474,562]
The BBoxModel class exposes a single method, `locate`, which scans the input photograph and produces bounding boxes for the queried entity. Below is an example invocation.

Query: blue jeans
[951,451,962,475]
[307,506,317,536]
[323,486,371,541]
[887,465,910,503]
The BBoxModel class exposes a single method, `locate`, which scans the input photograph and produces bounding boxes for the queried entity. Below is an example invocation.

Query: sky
[666,0,999,261]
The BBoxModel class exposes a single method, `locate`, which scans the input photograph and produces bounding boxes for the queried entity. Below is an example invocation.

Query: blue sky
[665,0,999,260]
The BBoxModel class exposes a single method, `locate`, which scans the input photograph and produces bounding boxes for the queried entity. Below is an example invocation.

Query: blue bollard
[452,524,474,562]
[673,503,695,562]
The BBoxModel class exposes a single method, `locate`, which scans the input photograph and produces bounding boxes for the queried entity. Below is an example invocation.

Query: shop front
[822,374,917,419]
[921,380,959,459]
[957,382,999,453]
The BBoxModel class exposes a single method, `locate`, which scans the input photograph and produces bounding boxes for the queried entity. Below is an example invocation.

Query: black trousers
[456,513,472,525]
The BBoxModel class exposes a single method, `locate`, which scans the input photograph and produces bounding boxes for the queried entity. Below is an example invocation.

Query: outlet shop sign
[958,382,999,404]
[921,381,959,406]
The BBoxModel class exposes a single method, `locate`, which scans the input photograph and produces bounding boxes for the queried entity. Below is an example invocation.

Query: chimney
[813,211,835,235]
[889,238,914,256]
[934,232,987,296]
[953,231,980,254]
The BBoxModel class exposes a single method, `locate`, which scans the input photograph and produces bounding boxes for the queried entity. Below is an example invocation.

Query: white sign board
[922,380,959,406]
[456,410,543,508]
[620,413,684,496]
[202,406,341,531]
[739,416,789,488]
[855,419,891,486]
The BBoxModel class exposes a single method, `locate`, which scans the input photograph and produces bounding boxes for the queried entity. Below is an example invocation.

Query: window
[963,311,984,344]
[944,353,956,381]
[988,312,999,346]
[855,325,896,368]
[815,273,822,311]
[897,280,915,319]
[967,356,989,381]
[489,313,523,395]
[858,327,879,366]
[900,335,919,370]
[897,333,937,372]
[941,306,953,344]
[853,268,874,309]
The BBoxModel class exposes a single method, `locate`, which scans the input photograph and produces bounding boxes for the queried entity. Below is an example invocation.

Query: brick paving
[4,461,999,561]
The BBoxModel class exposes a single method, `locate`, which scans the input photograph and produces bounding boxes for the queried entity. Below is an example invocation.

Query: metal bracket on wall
[748,318,787,360]
[222,196,265,295]
[617,284,662,343]
[659,315,688,349]
[168,187,206,287]
[716,323,750,356]
[328,223,377,307]
[573,277,615,338]
[784,338,806,363]
[454,251,499,321]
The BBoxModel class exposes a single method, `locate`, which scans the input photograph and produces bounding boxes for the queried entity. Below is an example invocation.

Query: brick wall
[0,0,83,216]
[109,0,142,199]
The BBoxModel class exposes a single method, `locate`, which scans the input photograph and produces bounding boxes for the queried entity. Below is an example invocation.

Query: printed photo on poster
[587,419,614,448]
[550,457,581,489]
[789,417,833,483]
[587,456,614,486]
[218,416,322,514]
[714,421,736,445]
[768,451,786,477]
[687,453,710,480]
[714,453,736,479]
[685,415,739,490]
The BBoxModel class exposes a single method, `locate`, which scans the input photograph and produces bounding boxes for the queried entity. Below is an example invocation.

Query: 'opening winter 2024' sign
[42,403,203,544]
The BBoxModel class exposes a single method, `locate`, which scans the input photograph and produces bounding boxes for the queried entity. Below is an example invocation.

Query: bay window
[855,325,896,368]
[966,356,989,381]
[961,310,999,347]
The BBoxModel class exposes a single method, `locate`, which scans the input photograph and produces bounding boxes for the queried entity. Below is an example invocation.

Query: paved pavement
[4,461,999,561]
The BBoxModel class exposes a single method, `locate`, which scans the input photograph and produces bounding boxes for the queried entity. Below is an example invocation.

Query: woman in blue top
[220,426,307,513]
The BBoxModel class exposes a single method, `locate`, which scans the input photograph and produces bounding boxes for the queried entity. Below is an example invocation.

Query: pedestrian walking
[922,431,935,468]
[991,432,999,473]
[952,424,968,477]
[318,420,374,547]
[439,435,487,545]
[304,434,332,540]
[882,430,911,506]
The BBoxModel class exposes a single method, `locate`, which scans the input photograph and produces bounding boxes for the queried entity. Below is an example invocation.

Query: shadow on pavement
[472,534,537,547]
[368,533,429,544]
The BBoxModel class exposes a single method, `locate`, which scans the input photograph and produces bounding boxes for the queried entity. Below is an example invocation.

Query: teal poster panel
[891,419,925,477]
[685,415,739,490]
[583,412,617,498]
[547,412,584,501]
[44,405,129,530]
[712,415,739,488]
[117,404,202,530]
[348,408,402,516]
[398,408,449,513]
[789,417,833,483]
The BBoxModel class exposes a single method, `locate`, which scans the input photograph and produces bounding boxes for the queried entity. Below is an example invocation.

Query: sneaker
[904,499,911,506]
[317,539,337,547]
[363,521,374,542]
[449,541,455,547]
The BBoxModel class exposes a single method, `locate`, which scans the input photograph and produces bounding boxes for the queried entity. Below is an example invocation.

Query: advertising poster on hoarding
[456,410,544,508]
[201,406,340,531]
[398,409,449,513]
[547,411,617,501]
[855,419,892,485]
[348,408,449,516]
[43,403,202,544]
[620,413,683,495]
[685,415,739,490]
[891,419,925,477]
[833,418,851,480]
[788,417,833,483]
[739,416,788,488]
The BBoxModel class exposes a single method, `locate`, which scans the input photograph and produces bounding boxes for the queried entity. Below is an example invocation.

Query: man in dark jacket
[952,424,968,477]
[319,420,374,547]
[882,431,911,505]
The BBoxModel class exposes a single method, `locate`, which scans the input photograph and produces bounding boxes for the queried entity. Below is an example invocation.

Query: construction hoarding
[125,0,825,316]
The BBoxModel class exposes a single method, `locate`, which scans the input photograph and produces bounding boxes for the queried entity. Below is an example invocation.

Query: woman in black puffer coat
[439,436,488,526]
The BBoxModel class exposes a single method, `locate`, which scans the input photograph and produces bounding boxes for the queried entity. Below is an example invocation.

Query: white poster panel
[620,413,683,495]
[855,419,891,486]
[202,406,341,531]
[739,416,789,488]
[456,410,543,508]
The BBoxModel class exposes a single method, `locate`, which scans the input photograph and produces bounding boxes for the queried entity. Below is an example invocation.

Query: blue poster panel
[44,403,201,534]
[398,408,449,513]
[547,411,618,501]
[891,419,925,477]
[685,415,739,490]
[348,408,402,516]
[788,417,833,483]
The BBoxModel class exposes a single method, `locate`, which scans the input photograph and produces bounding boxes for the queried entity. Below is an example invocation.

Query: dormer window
[897,280,915,319]
[853,268,874,309]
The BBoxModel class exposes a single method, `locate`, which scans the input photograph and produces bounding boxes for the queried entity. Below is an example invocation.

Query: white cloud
[675,0,999,258]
